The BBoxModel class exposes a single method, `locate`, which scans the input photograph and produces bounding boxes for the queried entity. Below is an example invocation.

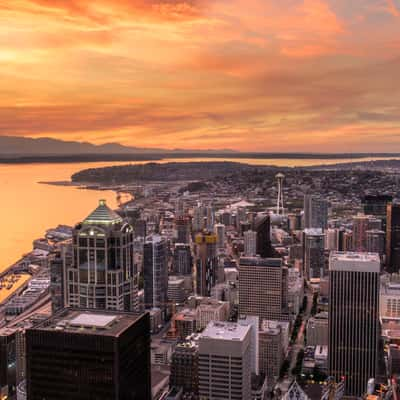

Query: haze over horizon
[1,1,400,152]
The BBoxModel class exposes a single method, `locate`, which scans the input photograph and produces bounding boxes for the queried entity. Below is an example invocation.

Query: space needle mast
[276,173,285,215]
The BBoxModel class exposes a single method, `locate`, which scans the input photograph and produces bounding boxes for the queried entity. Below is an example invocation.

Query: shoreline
[1,153,400,165]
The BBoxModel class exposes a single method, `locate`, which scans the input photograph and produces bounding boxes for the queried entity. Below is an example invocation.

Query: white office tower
[199,321,252,400]
[192,203,205,232]
[380,274,400,324]
[244,230,257,257]
[325,228,339,251]
[329,252,380,397]
[206,205,215,231]
[214,223,226,251]
[238,315,260,375]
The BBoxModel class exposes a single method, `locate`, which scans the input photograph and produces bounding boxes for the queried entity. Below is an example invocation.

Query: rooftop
[83,199,123,226]
[304,228,324,236]
[239,256,282,268]
[201,321,250,341]
[329,251,380,272]
[31,308,145,337]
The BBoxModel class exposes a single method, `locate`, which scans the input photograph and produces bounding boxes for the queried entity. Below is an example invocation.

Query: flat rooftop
[0,274,31,305]
[201,321,250,341]
[304,228,324,236]
[31,308,145,337]
[239,257,282,267]
[329,251,380,272]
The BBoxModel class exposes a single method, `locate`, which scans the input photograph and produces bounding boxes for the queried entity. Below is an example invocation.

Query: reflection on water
[0,162,131,272]
[0,155,398,272]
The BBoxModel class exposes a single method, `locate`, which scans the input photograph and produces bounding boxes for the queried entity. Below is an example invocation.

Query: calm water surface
[0,156,398,272]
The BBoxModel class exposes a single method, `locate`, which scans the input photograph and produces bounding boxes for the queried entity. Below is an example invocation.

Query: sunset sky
[1,0,400,152]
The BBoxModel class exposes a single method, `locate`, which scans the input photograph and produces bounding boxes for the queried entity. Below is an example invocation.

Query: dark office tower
[173,243,193,275]
[387,202,400,273]
[239,257,289,323]
[0,330,16,396]
[169,340,199,398]
[304,195,328,230]
[367,229,385,256]
[134,218,147,238]
[144,235,168,316]
[303,228,325,281]
[26,309,151,400]
[363,194,393,217]
[175,216,190,244]
[66,200,138,312]
[329,252,380,397]
[221,211,232,227]
[50,242,72,313]
[254,214,273,258]
[195,231,217,296]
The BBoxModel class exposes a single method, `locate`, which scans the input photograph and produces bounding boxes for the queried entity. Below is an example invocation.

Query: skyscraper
[175,216,190,244]
[352,213,370,252]
[66,200,138,312]
[304,195,328,230]
[50,242,72,313]
[254,214,273,258]
[198,321,252,400]
[303,228,325,281]
[143,235,168,318]
[363,194,393,218]
[329,252,380,397]
[366,229,385,256]
[244,230,257,257]
[325,228,339,251]
[239,257,289,322]
[173,243,192,276]
[192,203,206,232]
[214,223,226,251]
[387,202,400,272]
[195,231,218,296]
[26,309,151,400]
[206,205,215,231]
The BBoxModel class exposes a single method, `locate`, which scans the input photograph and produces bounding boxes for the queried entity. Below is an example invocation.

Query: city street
[276,289,314,393]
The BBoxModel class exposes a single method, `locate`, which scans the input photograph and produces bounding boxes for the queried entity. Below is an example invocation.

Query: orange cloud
[386,0,400,16]
[0,0,399,151]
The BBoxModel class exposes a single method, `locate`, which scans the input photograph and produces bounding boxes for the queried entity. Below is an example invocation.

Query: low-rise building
[174,309,197,340]
[259,320,289,383]
[306,312,328,346]
[195,298,229,330]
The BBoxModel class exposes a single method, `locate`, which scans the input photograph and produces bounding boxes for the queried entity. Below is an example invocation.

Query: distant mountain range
[0,136,236,156]
[1,136,400,161]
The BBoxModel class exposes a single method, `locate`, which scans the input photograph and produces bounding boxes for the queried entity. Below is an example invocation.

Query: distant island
[71,159,400,185]
[71,162,262,183]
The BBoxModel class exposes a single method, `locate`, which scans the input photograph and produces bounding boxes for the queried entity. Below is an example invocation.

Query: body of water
[0,155,398,272]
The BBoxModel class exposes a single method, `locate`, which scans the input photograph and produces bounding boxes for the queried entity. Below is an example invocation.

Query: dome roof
[83,200,123,225]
